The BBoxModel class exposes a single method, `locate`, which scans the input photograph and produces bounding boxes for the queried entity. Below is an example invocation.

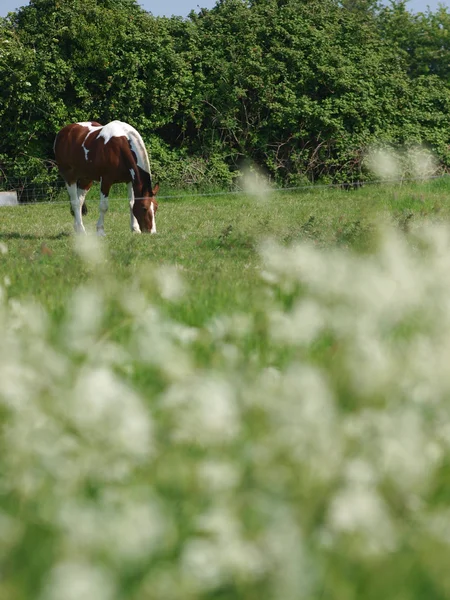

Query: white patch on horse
[77,122,103,133]
[77,122,102,161]
[150,202,156,234]
[67,183,86,234]
[98,121,131,144]
[128,182,141,233]
[130,168,135,181]
[98,121,152,175]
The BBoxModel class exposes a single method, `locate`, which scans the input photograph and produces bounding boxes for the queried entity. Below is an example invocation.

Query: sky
[0,0,448,18]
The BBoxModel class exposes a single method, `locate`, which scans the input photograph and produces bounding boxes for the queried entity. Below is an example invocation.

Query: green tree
[182,0,450,183]
[378,2,450,82]
[1,0,195,186]
[2,0,450,190]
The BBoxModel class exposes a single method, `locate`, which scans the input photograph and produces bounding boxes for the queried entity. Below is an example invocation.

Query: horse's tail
[70,203,88,216]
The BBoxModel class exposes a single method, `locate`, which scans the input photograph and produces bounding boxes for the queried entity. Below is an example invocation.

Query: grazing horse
[54,120,159,235]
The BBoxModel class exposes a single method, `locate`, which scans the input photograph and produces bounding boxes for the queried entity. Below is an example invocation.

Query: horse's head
[133,184,159,233]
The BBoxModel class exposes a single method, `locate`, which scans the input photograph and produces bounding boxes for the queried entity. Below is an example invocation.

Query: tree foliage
[1,0,450,190]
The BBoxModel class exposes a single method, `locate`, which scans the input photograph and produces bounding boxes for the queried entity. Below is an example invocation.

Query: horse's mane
[127,127,152,177]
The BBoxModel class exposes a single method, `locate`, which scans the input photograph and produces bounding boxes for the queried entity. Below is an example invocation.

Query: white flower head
[155,265,186,301]
[163,375,240,445]
[328,483,398,555]
[241,165,271,201]
[71,366,153,460]
[74,233,106,266]
[63,286,103,351]
[40,561,115,600]
[198,460,240,493]
[406,145,438,179]
[364,147,400,180]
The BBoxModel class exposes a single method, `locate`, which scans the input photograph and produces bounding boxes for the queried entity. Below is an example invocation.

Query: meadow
[2,178,450,599]
[1,178,445,320]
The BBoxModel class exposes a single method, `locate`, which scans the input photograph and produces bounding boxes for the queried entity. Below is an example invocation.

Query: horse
[54,120,159,235]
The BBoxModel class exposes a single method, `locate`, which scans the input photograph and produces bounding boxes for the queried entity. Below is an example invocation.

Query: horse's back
[54,122,103,183]
[97,120,136,143]
[98,121,151,176]
[54,120,147,185]
[55,121,102,152]
[55,122,101,160]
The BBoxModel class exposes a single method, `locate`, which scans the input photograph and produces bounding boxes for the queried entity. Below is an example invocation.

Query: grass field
[2,177,450,599]
[1,178,447,316]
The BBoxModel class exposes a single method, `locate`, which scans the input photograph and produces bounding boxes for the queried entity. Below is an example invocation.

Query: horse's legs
[97,179,110,236]
[66,182,86,234]
[78,179,92,216]
[128,183,141,233]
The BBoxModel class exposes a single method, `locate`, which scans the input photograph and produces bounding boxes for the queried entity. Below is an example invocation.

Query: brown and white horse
[54,120,159,235]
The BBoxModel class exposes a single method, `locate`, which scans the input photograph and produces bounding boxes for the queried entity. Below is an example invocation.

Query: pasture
[2,178,450,600]
[0,179,446,320]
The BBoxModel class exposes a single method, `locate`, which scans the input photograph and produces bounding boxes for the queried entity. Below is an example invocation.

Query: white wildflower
[169,322,199,345]
[40,561,115,600]
[241,165,271,200]
[162,375,240,445]
[70,366,153,461]
[364,147,400,180]
[155,265,186,301]
[8,299,48,336]
[206,315,230,340]
[133,306,193,378]
[182,506,265,590]
[269,299,325,345]
[345,332,395,396]
[328,483,398,555]
[57,494,166,562]
[251,365,342,480]
[120,288,148,315]
[207,313,252,341]
[344,459,378,487]
[406,145,438,179]
[263,506,317,600]
[374,408,441,495]
[182,538,223,588]
[63,286,103,352]
[73,233,106,266]
[0,362,39,407]
[197,460,240,493]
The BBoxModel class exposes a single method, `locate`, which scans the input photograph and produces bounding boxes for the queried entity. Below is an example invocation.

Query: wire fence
[0,178,66,204]
[0,173,448,207]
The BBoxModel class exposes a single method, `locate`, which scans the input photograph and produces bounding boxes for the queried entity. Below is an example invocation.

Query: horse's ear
[153,183,159,196]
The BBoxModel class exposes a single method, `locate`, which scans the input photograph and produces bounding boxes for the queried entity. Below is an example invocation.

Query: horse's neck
[133,168,153,198]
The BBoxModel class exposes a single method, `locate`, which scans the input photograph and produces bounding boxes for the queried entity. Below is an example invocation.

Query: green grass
[1,177,448,322]
[3,177,450,600]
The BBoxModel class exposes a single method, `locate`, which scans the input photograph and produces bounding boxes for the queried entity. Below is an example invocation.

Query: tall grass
[1,179,450,599]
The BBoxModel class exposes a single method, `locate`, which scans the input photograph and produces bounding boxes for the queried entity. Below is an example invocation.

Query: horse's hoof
[97,228,106,237]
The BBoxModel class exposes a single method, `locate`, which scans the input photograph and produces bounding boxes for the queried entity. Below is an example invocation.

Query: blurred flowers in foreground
[2,226,450,599]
